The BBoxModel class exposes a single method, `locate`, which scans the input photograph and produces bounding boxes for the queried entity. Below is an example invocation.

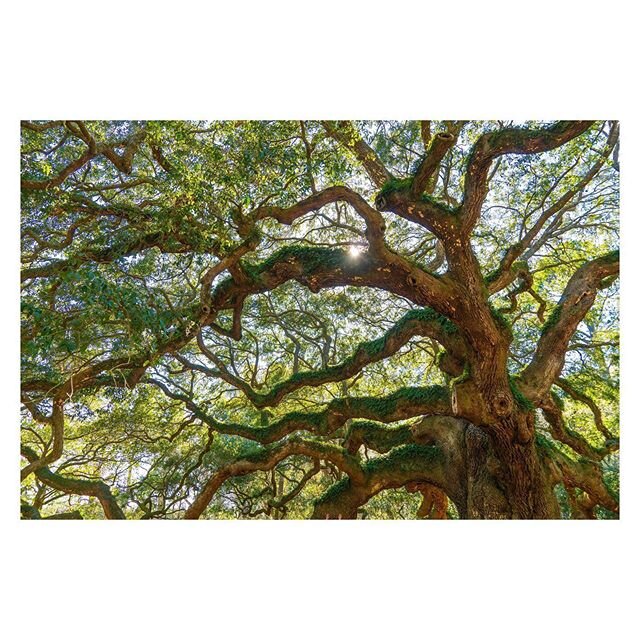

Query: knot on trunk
[492,392,513,417]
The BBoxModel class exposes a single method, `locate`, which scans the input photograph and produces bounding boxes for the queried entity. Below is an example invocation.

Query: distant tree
[20,120,619,519]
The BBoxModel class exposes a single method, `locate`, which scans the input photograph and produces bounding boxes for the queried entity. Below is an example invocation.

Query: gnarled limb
[539,394,614,462]
[312,443,449,519]
[21,446,125,519]
[537,437,618,514]
[461,121,594,235]
[185,436,367,519]
[486,122,619,294]
[554,378,615,441]
[209,245,456,326]
[520,251,619,401]
[150,378,452,445]
[194,307,465,408]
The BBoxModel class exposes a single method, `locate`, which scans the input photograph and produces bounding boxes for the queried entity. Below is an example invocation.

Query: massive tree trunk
[313,416,561,520]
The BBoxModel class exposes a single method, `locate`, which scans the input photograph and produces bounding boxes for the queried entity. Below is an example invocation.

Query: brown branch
[486,122,619,294]
[411,122,464,197]
[21,445,125,519]
[461,121,595,235]
[555,378,615,441]
[184,436,367,519]
[520,251,619,401]
[194,308,464,408]
[150,378,452,446]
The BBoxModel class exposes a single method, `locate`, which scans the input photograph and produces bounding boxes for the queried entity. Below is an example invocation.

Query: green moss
[508,376,535,412]
[489,303,514,339]
[419,193,458,215]
[541,302,563,335]
[315,476,351,505]
[449,363,471,389]
[377,177,414,199]
[364,444,443,475]
[359,308,456,360]
[549,389,565,411]
[347,385,449,418]
[347,421,412,453]
[600,249,619,264]
[534,432,559,456]
[512,260,528,272]
[242,446,273,464]
[241,245,348,282]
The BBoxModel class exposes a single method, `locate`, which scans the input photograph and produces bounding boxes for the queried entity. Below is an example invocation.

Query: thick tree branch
[184,436,367,519]
[461,121,594,235]
[21,445,125,519]
[194,308,464,408]
[208,245,456,328]
[150,378,452,445]
[411,122,464,197]
[520,251,619,400]
[311,443,449,519]
[486,122,619,294]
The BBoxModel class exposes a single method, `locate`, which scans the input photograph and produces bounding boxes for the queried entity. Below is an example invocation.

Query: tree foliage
[20,120,619,519]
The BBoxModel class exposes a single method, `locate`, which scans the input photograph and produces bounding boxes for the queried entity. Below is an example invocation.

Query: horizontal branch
[209,244,455,326]
[151,379,452,445]
[195,307,463,408]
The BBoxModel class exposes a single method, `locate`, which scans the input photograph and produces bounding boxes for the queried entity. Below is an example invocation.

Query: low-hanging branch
[193,307,465,408]
[149,379,453,445]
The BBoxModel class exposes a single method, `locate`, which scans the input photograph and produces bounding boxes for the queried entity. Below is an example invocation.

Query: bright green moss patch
[364,444,444,475]
[377,177,414,199]
[600,249,619,264]
[315,476,351,505]
[541,302,563,335]
[346,385,449,419]
[241,245,348,281]
[509,376,535,412]
[489,303,514,339]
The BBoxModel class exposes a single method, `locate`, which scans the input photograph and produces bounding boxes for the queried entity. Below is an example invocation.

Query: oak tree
[20,120,619,519]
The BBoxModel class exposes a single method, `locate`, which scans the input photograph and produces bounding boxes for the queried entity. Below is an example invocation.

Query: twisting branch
[486,122,619,294]
[207,244,456,327]
[539,394,614,461]
[194,308,464,408]
[149,378,452,445]
[537,437,618,514]
[21,120,148,190]
[311,444,449,519]
[461,121,594,235]
[21,446,125,519]
[554,378,615,441]
[185,436,367,519]
[253,185,387,249]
